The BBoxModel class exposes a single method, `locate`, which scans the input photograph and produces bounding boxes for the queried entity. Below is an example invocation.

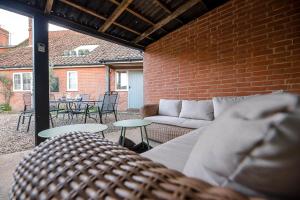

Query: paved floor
[0,112,140,155]
[0,128,158,199]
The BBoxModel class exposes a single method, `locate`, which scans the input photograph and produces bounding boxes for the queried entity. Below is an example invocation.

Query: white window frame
[115,70,128,91]
[67,71,78,91]
[13,72,32,92]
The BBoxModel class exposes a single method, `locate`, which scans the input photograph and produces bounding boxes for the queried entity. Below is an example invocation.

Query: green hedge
[0,103,12,112]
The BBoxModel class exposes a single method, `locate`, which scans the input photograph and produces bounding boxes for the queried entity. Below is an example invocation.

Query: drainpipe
[105,65,110,92]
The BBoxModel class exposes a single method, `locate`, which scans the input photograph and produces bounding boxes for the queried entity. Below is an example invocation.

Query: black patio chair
[85,91,118,124]
[98,91,119,123]
[70,94,91,121]
[16,93,34,132]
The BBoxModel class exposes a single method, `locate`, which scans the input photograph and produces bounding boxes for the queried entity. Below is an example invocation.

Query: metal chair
[16,93,34,132]
[98,91,119,124]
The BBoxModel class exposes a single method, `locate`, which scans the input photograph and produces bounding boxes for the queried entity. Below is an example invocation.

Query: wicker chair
[10,132,260,200]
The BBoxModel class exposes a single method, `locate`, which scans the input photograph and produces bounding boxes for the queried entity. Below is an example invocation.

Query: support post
[32,16,49,145]
[105,65,111,92]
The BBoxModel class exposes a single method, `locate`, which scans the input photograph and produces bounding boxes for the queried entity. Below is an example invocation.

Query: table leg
[139,126,144,143]
[122,127,126,147]
[84,104,89,123]
[143,126,150,149]
[101,131,105,138]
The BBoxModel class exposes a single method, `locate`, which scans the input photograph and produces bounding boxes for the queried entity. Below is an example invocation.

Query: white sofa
[142,93,300,199]
[142,95,259,143]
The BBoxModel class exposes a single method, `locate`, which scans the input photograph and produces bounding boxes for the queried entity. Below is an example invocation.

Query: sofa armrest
[140,104,159,118]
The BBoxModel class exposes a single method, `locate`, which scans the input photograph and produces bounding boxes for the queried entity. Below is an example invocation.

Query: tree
[0,75,12,105]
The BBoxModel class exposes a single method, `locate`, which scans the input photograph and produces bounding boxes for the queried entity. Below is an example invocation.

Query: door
[128,70,144,109]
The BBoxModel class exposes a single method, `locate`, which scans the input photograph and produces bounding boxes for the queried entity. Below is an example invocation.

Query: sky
[0,9,66,45]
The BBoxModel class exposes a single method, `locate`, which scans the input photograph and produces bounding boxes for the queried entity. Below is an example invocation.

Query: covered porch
[0,0,299,199]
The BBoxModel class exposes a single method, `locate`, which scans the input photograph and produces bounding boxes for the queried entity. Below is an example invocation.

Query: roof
[0,30,143,68]
[0,0,228,50]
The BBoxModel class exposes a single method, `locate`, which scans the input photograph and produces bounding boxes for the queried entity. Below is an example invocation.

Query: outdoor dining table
[50,99,102,123]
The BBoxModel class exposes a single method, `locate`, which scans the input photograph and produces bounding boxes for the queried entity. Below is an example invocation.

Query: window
[13,72,32,91]
[116,71,128,90]
[67,71,78,91]
[63,45,98,57]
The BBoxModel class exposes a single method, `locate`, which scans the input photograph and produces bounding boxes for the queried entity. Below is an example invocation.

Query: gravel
[0,112,140,155]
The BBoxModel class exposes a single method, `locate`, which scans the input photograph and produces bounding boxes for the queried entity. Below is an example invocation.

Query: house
[0,21,144,111]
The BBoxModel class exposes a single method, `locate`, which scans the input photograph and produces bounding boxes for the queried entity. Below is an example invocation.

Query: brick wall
[0,67,107,111]
[144,0,300,104]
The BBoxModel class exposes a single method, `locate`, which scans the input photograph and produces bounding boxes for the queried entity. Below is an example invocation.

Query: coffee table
[38,123,108,138]
[113,119,152,149]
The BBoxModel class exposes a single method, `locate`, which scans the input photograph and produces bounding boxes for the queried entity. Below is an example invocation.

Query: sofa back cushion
[183,93,300,198]
[212,95,257,118]
[179,100,214,120]
[159,99,182,117]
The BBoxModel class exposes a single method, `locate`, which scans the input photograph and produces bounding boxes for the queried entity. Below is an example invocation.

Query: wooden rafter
[109,0,154,26]
[58,0,152,39]
[99,0,133,32]
[134,0,201,43]
[152,0,183,24]
[44,0,54,14]
[153,0,171,14]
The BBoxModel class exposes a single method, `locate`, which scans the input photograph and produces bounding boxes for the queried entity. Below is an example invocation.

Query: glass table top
[113,119,152,128]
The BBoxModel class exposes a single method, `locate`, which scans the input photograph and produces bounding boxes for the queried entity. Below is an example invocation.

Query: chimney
[0,26,9,47]
[28,18,32,46]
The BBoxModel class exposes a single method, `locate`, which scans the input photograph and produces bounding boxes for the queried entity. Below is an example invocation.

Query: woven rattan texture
[11,132,250,200]
[146,123,193,143]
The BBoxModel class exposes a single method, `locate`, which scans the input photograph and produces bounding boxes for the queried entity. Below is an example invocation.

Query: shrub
[0,103,12,112]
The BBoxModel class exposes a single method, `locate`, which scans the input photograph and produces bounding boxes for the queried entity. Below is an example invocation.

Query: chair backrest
[80,94,90,101]
[23,93,32,110]
[101,91,118,112]
[49,94,55,101]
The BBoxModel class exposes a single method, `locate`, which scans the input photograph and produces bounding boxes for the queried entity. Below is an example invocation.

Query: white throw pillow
[179,100,214,120]
[158,99,182,117]
[212,95,257,118]
[183,93,300,198]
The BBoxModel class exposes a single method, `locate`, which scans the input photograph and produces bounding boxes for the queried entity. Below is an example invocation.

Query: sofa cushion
[183,93,300,198]
[212,95,257,118]
[142,128,205,171]
[158,99,182,117]
[179,100,214,120]
[144,115,212,129]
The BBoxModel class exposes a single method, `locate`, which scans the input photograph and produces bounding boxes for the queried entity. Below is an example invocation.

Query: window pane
[68,72,77,90]
[116,71,127,90]
[23,73,32,91]
[13,74,21,90]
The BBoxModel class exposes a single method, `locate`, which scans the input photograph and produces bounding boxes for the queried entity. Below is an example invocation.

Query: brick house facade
[0,26,143,111]
[144,0,300,104]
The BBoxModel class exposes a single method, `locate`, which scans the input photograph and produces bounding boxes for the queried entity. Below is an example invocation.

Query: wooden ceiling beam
[44,0,54,14]
[99,0,133,32]
[109,0,154,26]
[134,0,201,43]
[152,0,183,24]
[58,0,152,39]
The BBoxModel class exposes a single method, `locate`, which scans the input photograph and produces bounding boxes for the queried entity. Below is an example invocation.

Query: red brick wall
[144,0,300,104]
[0,67,107,111]
[0,69,31,111]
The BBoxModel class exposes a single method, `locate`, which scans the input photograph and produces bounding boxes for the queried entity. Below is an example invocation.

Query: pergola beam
[134,0,201,43]
[109,0,153,25]
[152,0,183,24]
[99,0,133,32]
[44,0,54,14]
[59,0,151,39]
